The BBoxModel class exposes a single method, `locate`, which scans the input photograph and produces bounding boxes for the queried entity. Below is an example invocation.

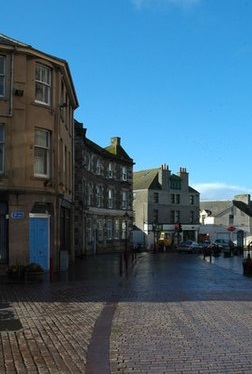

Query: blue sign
[11,211,25,219]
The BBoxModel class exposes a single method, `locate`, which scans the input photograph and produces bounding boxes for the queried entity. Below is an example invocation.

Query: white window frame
[122,166,127,181]
[121,220,126,240]
[34,129,50,178]
[108,162,113,178]
[35,64,51,105]
[108,189,113,209]
[0,56,6,97]
[0,124,5,174]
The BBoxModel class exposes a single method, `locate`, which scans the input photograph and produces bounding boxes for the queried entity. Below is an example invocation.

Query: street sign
[11,211,25,219]
[227,225,236,232]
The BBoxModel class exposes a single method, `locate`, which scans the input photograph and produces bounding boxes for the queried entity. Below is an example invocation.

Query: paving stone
[0,253,252,373]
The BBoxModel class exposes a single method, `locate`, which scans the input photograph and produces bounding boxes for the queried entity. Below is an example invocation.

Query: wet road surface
[1,252,252,373]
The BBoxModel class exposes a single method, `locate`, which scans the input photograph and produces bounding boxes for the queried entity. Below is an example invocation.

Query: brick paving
[0,282,106,373]
[1,253,252,373]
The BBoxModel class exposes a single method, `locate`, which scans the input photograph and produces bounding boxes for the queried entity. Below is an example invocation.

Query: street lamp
[152,220,159,252]
[120,211,129,276]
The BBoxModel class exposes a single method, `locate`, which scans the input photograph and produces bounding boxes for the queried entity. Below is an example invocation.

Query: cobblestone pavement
[1,252,252,373]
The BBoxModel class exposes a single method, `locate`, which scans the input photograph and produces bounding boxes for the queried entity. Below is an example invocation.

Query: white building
[200,194,252,247]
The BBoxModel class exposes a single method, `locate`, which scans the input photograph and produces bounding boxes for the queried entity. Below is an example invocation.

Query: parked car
[201,240,211,248]
[212,239,230,249]
[177,240,203,254]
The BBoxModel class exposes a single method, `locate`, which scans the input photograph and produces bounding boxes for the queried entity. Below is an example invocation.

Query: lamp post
[120,211,129,276]
[152,221,158,252]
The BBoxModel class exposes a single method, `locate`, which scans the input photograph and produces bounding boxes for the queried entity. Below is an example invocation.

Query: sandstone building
[0,34,78,272]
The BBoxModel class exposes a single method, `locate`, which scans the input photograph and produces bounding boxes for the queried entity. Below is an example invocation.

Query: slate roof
[189,186,199,194]
[133,168,199,193]
[0,34,30,47]
[200,200,232,216]
[200,199,252,217]
[133,169,161,190]
[104,143,133,163]
[75,121,133,163]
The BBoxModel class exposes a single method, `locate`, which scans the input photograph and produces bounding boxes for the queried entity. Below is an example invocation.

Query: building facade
[200,194,252,246]
[0,34,78,272]
[74,121,134,255]
[133,164,200,249]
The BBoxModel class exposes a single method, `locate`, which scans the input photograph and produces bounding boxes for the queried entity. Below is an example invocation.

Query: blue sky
[1,0,252,200]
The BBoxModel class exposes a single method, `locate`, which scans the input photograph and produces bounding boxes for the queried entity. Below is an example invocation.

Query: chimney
[158,164,170,190]
[177,167,188,188]
[111,137,121,146]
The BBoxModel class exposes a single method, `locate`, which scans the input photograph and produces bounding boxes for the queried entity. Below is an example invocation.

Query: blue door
[29,217,49,270]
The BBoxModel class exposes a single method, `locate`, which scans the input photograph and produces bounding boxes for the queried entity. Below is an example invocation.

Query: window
[108,189,113,208]
[96,159,102,175]
[87,219,92,243]
[171,210,180,223]
[229,214,234,225]
[121,219,126,239]
[122,166,127,181]
[190,195,194,205]
[107,219,112,240]
[97,219,104,241]
[0,124,5,173]
[35,64,51,105]
[96,185,102,207]
[108,162,113,178]
[122,191,128,209]
[114,219,119,239]
[175,211,180,223]
[34,129,50,177]
[0,56,6,97]
[171,194,179,204]
[170,178,181,190]
[88,183,93,206]
[154,192,159,203]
